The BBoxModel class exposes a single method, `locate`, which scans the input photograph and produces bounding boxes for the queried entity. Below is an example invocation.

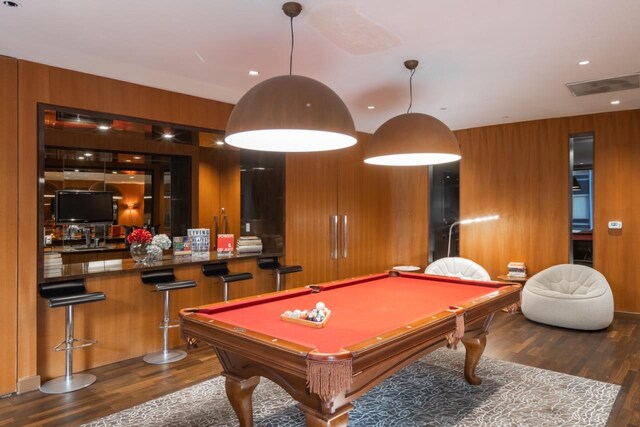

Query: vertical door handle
[330,215,338,260]
[341,215,348,259]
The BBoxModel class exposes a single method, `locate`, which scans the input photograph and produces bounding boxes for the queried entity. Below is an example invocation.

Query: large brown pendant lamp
[364,60,461,166]
[224,2,357,152]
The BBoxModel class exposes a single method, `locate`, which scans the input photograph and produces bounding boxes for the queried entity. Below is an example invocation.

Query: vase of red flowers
[127,228,153,262]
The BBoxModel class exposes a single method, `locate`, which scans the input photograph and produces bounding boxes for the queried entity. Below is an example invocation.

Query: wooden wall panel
[197,147,221,230]
[456,120,570,278]
[0,56,18,395]
[590,110,640,313]
[284,151,338,288]
[386,167,429,269]
[457,110,640,313]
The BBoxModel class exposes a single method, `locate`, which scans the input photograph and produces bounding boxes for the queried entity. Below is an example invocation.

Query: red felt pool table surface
[193,273,508,353]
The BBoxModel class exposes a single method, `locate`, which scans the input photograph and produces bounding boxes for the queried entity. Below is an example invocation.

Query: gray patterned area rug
[84,348,620,427]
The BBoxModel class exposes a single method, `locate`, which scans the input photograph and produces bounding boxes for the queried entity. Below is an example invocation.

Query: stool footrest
[277,265,303,275]
[158,320,181,329]
[53,338,97,352]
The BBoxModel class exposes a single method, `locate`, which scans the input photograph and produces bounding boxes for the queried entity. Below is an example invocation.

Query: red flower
[127,228,152,244]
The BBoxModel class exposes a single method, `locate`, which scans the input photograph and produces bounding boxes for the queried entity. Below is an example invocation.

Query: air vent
[566,73,640,97]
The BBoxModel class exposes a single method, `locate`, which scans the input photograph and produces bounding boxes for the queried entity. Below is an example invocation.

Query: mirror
[570,133,594,266]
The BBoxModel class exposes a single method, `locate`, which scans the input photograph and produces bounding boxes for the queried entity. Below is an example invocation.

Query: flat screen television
[55,190,114,224]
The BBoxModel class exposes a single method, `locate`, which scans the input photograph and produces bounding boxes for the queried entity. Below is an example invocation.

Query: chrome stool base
[143,349,187,365]
[39,373,97,394]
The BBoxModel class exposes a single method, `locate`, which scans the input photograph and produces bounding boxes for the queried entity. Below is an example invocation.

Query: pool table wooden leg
[299,402,352,427]
[461,334,487,385]
[224,374,260,427]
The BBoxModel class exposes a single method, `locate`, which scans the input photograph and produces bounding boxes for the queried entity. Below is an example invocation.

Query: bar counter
[38,250,285,381]
[42,251,280,282]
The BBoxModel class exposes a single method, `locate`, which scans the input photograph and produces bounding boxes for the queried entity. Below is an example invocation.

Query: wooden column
[0,56,18,395]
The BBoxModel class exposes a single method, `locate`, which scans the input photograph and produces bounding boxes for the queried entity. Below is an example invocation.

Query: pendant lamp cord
[289,15,295,75]
[407,67,416,114]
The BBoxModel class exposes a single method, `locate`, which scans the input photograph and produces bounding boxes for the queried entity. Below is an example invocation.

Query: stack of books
[507,262,527,278]
[236,236,263,254]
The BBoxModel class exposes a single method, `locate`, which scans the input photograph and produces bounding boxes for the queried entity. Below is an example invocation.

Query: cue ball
[315,302,325,310]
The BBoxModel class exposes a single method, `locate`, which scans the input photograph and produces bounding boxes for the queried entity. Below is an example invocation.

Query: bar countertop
[42,251,280,283]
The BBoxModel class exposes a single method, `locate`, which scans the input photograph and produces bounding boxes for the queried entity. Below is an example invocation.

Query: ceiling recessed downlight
[133,156,141,160]
[578,60,590,66]
[367,106,375,110]
[215,140,225,146]
[84,152,93,157]
[163,133,174,139]
[248,70,260,76]
[97,124,111,130]
[78,156,85,160]
[611,100,621,105]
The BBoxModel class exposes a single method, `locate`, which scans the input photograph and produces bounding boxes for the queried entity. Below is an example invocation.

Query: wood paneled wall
[456,110,640,313]
[0,56,18,395]
[16,60,234,391]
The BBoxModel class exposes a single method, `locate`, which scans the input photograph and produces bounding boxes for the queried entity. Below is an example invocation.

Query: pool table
[180,271,521,426]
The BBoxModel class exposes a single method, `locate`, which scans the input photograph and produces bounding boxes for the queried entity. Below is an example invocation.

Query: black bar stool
[258,256,302,291]
[141,268,197,364]
[39,279,106,394]
[202,262,252,302]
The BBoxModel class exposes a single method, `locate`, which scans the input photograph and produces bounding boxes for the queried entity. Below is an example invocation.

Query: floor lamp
[447,215,500,257]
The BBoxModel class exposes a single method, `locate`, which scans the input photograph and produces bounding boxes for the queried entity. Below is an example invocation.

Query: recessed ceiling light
[77,156,85,160]
[133,156,141,160]
[248,70,260,76]
[112,171,118,174]
[163,133,174,139]
[215,140,225,146]
[97,124,110,130]
[2,1,20,7]
[129,176,135,179]
[125,159,132,162]
[367,106,375,110]
[84,152,92,157]
[74,169,80,172]
[578,60,590,66]
[611,100,620,105]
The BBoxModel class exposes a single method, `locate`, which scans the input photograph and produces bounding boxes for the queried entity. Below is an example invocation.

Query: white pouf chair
[425,257,491,281]
[521,264,614,330]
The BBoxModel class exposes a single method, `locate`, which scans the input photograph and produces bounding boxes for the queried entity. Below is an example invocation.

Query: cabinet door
[285,151,338,287]
[337,136,396,279]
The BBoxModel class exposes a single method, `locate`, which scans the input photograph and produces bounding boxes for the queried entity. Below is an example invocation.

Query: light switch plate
[608,221,623,229]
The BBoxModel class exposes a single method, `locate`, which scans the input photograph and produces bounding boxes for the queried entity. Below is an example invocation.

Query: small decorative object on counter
[173,236,192,255]
[281,302,331,328]
[217,233,234,254]
[127,228,152,262]
[188,228,211,253]
[145,233,171,262]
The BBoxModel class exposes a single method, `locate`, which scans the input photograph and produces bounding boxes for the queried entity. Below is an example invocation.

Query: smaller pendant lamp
[364,60,461,166]
[225,2,357,152]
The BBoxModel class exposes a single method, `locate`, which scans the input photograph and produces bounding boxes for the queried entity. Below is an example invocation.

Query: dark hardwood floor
[0,312,638,426]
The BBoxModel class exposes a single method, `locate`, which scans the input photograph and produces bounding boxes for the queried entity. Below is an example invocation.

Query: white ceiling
[1,0,639,133]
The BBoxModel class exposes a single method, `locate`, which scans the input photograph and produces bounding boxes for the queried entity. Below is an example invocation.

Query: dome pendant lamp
[224,2,357,152]
[364,60,461,166]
